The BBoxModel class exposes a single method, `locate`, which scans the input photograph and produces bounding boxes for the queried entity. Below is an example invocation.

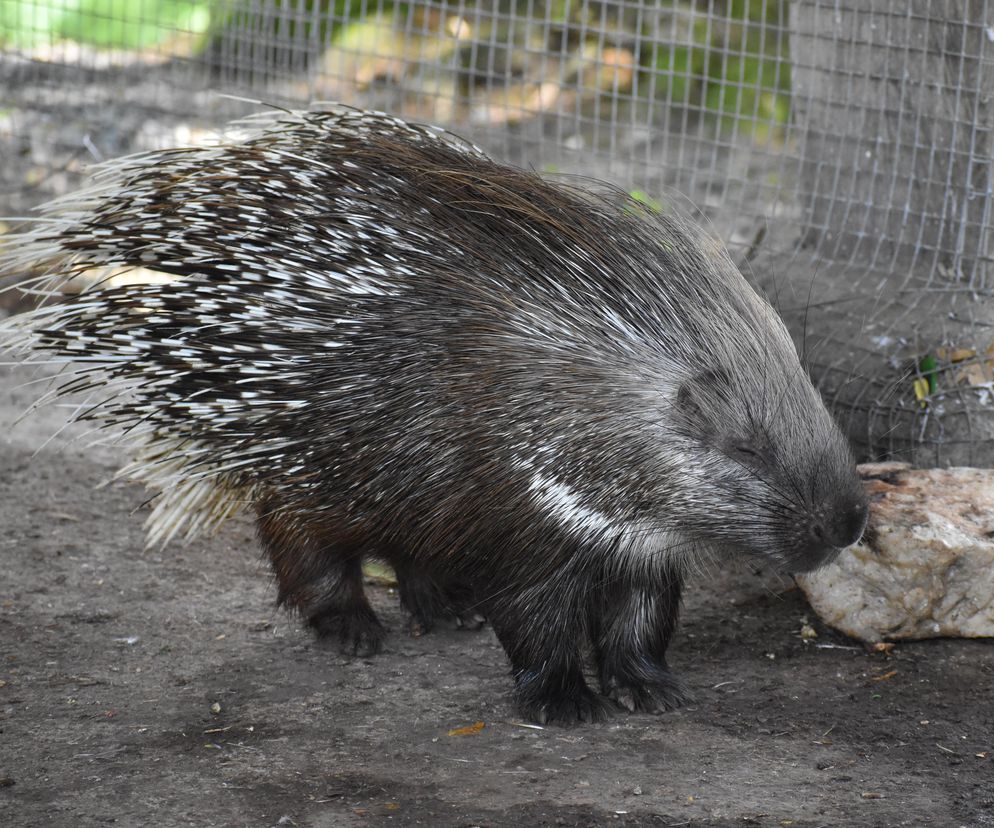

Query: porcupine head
[0,106,869,723]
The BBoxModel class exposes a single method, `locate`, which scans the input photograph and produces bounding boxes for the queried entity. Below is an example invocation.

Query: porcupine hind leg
[390,559,485,636]
[590,564,687,713]
[485,574,611,725]
[255,499,385,657]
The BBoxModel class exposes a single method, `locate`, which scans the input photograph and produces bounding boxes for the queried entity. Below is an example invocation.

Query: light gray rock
[796,462,994,643]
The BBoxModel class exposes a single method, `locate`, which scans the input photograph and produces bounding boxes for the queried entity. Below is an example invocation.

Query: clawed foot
[516,680,612,725]
[309,607,386,657]
[409,614,482,637]
[601,670,689,714]
[408,607,486,637]
[396,572,485,637]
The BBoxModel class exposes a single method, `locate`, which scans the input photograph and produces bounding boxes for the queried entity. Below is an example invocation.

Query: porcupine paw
[408,608,486,638]
[601,668,689,714]
[516,680,612,726]
[438,582,487,633]
[308,606,386,657]
[396,573,485,637]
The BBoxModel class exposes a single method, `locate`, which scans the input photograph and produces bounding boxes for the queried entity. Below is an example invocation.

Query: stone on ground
[797,462,994,642]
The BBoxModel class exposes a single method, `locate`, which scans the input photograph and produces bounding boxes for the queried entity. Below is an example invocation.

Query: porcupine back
[2,105,797,556]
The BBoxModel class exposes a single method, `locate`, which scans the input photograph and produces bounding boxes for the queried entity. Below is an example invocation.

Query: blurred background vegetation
[0,0,790,137]
[0,0,213,50]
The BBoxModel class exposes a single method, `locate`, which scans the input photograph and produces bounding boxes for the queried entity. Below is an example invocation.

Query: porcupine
[1,105,868,724]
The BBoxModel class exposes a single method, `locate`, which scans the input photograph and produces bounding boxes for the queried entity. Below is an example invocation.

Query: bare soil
[1,363,992,828]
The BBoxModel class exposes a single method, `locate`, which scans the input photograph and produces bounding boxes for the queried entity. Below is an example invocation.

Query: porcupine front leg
[255,499,385,656]
[590,564,687,713]
[485,574,611,725]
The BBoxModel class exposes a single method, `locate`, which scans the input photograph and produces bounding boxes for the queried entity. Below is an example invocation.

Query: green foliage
[650,12,711,107]
[198,0,392,66]
[263,0,398,48]
[647,0,792,137]
[628,189,664,213]
[1,0,793,140]
[918,354,938,394]
[0,0,212,50]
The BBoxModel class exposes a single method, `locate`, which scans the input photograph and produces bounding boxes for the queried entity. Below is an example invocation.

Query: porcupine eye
[677,370,775,468]
[722,436,773,469]
[730,443,758,461]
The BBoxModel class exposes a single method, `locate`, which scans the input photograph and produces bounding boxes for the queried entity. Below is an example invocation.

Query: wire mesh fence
[1,0,992,465]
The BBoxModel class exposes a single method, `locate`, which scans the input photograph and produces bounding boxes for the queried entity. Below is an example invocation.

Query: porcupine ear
[676,367,731,414]
[675,367,733,438]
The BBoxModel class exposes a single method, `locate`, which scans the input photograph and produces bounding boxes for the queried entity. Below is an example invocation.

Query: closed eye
[728,441,772,466]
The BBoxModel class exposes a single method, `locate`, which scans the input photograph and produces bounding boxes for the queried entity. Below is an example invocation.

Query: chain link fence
[2,0,992,465]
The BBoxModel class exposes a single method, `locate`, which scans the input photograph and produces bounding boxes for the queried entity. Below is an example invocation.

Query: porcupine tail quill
[1,104,476,546]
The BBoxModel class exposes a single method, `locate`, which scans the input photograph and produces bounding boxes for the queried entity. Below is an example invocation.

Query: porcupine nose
[791,489,869,572]
[803,495,869,566]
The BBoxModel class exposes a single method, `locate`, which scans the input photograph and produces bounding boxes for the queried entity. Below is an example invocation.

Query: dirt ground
[1,362,992,828]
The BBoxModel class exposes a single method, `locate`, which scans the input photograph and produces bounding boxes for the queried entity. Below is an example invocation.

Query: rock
[796,462,994,642]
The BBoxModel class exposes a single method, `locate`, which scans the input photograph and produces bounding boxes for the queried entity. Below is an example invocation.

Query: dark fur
[2,107,868,724]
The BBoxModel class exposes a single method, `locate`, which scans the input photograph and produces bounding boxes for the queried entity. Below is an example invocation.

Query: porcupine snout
[787,469,869,573]
[791,494,868,572]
